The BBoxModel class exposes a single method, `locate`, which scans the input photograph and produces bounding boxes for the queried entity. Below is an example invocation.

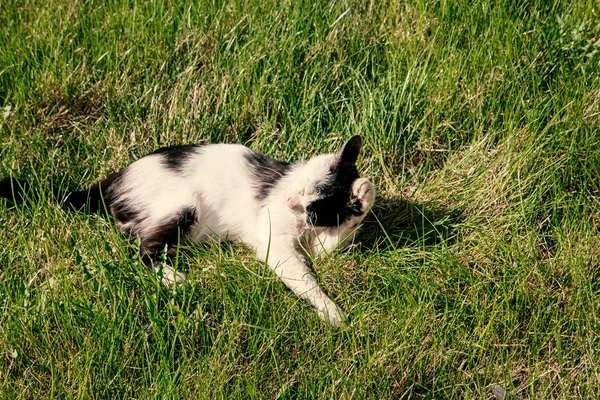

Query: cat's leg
[133,208,198,285]
[256,241,347,326]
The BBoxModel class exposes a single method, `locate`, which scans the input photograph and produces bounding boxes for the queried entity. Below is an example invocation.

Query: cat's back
[123,142,259,197]
[123,142,252,179]
[186,143,256,182]
[112,142,267,241]
[139,142,249,174]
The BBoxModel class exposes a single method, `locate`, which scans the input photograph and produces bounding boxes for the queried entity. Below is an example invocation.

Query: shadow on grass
[359,195,465,251]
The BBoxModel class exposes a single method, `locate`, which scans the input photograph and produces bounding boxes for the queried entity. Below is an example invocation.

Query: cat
[0,135,375,326]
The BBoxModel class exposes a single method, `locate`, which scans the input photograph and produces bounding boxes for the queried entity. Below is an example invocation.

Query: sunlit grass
[1,0,599,398]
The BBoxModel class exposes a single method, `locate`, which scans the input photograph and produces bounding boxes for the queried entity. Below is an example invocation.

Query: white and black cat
[0,136,375,326]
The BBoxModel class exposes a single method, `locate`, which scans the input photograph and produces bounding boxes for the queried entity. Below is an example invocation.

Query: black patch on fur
[149,144,203,172]
[140,207,197,258]
[64,171,122,214]
[110,200,140,229]
[244,150,293,201]
[306,163,361,227]
[306,137,363,227]
[347,198,364,216]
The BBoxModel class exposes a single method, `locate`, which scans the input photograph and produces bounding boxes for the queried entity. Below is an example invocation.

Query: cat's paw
[318,300,348,327]
[155,264,186,285]
[351,178,375,213]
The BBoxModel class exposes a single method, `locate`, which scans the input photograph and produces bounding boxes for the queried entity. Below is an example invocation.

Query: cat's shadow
[357,196,465,251]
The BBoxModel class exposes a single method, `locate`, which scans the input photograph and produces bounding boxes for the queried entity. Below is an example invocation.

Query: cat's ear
[338,135,362,165]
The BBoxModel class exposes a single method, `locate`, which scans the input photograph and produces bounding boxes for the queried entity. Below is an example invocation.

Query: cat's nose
[286,196,305,212]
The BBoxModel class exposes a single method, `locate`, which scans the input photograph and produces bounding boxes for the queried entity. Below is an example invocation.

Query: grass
[1,0,599,398]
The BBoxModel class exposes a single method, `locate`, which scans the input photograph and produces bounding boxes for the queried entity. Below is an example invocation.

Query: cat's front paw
[318,300,348,327]
[351,178,375,213]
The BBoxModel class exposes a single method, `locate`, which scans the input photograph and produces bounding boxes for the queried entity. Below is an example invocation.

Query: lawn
[1,0,599,398]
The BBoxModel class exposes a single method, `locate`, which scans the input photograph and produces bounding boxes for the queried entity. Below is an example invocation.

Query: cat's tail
[0,172,121,213]
[0,177,30,204]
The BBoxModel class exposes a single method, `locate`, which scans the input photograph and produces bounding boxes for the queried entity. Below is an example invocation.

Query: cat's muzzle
[305,198,347,227]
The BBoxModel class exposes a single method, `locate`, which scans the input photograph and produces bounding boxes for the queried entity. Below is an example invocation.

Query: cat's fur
[0,136,375,326]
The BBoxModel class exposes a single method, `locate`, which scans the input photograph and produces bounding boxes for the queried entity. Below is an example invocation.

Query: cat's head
[287,135,365,227]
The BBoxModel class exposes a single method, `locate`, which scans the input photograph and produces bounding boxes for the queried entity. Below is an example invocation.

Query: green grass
[1,0,599,398]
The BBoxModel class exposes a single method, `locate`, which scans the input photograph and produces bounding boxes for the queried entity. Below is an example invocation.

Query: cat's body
[0,136,375,326]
